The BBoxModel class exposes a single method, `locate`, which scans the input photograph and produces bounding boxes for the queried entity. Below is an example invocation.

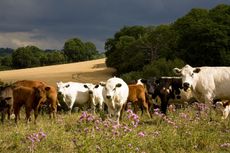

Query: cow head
[0,97,12,111]
[56,81,70,95]
[33,86,47,109]
[84,84,97,95]
[101,82,122,109]
[173,64,201,91]
[56,81,73,109]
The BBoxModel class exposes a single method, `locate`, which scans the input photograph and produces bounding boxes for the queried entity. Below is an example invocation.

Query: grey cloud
[0,0,229,51]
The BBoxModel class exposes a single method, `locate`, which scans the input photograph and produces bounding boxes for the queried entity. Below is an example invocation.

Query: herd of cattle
[0,64,230,125]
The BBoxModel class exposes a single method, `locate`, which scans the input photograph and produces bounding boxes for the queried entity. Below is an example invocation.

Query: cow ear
[116,83,122,88]
[141,79,147,84]
[45,87,51,91]
[84,85,88,88]
[99,82,106,86]
[193,68,201,73]
[95,84,99,88]
[173,68,181,75]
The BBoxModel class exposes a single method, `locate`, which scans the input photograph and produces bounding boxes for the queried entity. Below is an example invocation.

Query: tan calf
[127,84,151,118]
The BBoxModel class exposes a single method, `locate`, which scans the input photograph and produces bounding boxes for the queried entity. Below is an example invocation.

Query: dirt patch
[0,58,116,86]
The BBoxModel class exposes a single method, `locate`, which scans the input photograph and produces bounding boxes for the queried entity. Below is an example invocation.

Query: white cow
[56,81,92,112]
[173,64,230,119]
[83,83,104,114]
[101,77,129,124]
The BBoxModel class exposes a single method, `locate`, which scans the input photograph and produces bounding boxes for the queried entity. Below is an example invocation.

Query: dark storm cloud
[0,0,229,51]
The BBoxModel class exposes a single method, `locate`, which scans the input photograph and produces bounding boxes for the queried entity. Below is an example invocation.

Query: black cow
[140,77,187,114]
[0,85,14,123]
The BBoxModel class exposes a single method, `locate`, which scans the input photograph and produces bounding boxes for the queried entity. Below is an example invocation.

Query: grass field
[0,58,229,153]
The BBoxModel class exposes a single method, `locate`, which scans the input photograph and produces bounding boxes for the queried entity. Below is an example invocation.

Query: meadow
[0,58,229,153]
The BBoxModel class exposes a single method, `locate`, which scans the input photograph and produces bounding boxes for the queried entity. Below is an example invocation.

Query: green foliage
[1,55,12,67]
[44,51,66,65]
[121,71,143,83]
[0,36,101,70]
[121,58,185,82]
[173,5,230,66]
[63,38,99,62]
[105,26,148,73]
[105,4,230,76]
[12,46,43,68]
[143,58,185,78]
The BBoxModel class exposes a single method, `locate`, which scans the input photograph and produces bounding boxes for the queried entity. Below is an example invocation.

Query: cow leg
[160,95,168,114]
[14,107,20,124]
[133,102,138,114]
[107,106,113,118]
[25,107,32,124]
[1,112,4,123]
[142,100,151,118]
[50,103,57,119]
[91,103,96,114]
[7,107,11,120]
[34,108,39,124]
[204,95,215,120]
[119,104,126,121]
[115,105,122,125]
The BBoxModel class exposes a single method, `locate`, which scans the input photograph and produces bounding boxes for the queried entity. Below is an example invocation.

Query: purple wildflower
[138,131,145,137]
[220,143,230,148]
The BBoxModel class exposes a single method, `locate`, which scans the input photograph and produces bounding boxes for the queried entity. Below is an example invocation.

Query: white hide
[56,81,92,111]
[84,84,104,113]
[174,64,230,118]
[102,77,129,124]
[174,64,230,103]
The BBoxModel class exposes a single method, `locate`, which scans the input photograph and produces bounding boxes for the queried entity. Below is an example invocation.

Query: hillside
[0,58,116,86]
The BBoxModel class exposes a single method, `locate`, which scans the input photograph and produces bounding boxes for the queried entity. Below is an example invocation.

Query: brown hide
[127,84,151,118]
[14,80,46,87]
[13,80,58,119]
[13,86,46,124]
[44,85,58,118]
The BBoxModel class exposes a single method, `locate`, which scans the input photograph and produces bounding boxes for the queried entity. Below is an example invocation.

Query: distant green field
[0,104,229,153]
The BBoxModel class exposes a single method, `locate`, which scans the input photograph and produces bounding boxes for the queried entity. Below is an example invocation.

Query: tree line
[104,4,230,81]
[0,38,104,70]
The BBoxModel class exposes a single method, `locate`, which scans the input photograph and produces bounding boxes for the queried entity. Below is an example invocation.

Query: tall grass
[0,104,229,153]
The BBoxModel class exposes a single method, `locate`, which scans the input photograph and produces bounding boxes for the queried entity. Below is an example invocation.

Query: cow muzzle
[106,95,111,99]
[183,82,190,91]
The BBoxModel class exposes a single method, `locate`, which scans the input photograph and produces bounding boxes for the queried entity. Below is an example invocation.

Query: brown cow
[13,86,47,124]
[127,84,151,118]
[0,85,13,123]
[13,80,58,119]
[43,85,58,119]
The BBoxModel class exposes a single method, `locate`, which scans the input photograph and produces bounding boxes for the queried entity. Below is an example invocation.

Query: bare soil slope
[0,58,116,86]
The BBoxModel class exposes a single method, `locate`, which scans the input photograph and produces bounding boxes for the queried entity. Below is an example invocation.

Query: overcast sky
[0,0,229,52]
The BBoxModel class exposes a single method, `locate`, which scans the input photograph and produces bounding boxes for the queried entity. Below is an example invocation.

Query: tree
[173,5,230,66]
[45,51,66,65]
[84,42,98,60]
[12,46,44,68]
[104,26,147,74]
[63,38,99,62]
[1,55,12,67]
